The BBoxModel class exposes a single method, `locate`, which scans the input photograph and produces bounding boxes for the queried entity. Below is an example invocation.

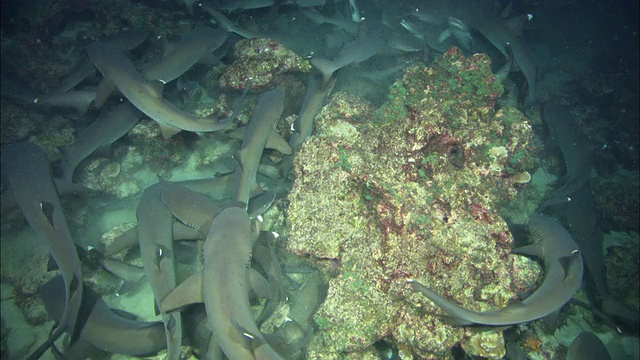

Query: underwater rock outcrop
[286,48,542,358]
[219,38,311,91]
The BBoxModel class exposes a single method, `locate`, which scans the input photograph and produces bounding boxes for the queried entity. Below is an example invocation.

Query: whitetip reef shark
[202,206,284,359]
[538,103,638,327]
[38,276,166,357]
[410,0,538,105]
[280,73,336,178]
[94,27,228,109]
[54,29,150,94]
[408,214,583,326]
[1,143,84,347]
[310,20,388,83]
[87,41,235,139]
[60,102,141,183]
[137,182,183,360]
[160,205,285,359]
[234,87,285,205]
[567,331,612,360]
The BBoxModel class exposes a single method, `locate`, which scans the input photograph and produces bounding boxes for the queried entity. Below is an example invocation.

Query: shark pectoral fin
[227,126,246,141]
[266,132,293,155]
[504,298,526,310]
[161,185,219,231]
[541,309,562,328]
[439,314,472,326]
[47,255,59,272]
[558,250,582,281]
[310,57,336,79]
[437,29,452,43]
[94,78,116,109]
[40,201,56,228]
[510,243,543,258]
[248,268,273,299]
[248,191,276,218]
[117,274,147,296]
[159,124,182,139]
[159,272,203,313]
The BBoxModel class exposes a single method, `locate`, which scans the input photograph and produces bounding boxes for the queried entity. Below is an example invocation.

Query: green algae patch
[286,47,541,358]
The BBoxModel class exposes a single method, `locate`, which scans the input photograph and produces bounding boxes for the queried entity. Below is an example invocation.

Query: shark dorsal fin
[158,271,203,313]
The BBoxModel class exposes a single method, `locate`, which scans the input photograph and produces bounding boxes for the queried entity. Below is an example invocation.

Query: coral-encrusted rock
[219,38,311,90]
[286,48,541,358]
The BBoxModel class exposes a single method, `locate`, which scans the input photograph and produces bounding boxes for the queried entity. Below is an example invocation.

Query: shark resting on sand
[408,214,583,326]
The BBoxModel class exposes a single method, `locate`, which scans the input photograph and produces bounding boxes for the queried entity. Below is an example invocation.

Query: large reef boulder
[286,48,542,359]
[219,38,311,91]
